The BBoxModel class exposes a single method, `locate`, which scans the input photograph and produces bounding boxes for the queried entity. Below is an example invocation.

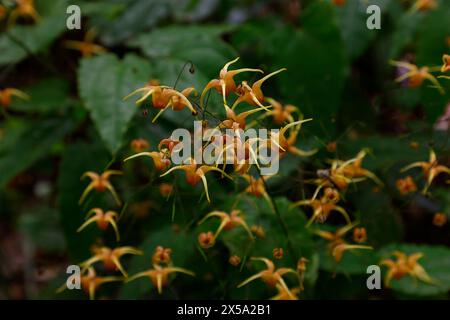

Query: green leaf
[0,0,69,65]
[379,244,450,296]
[78,53,153,154]
[129,24,236,86]
[0,117,75,188]
[336,0,390,60]
[275,1,349,135]
[9,78,71,113]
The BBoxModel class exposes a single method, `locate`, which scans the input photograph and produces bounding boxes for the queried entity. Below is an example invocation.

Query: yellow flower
[269,118,317,158]
[220,104,271,129]
[241,174,273,208]
[314,223,372,262]
[200,57,263,108]
[124,83,197,122]
[401,150,450,193]
[80,267,123,300]
[8,0,40,27]
[441,54,450,73]
[0,88,29,108]
[124,150,171,171]
[261,98,299,125]
[77,208,120,241]
[270,284,301,300]
[231,68,286,110]
[80,246,143,277]
[79,170,122,206]
[380,251,436,287]
[333,149,383,186]
[128,263,195,294]
[413,0,437,11]
[390,60,444,94]
[160,157,232,203]
[58,267,123,300]
[64,29,106,57]
[238,257,298,299]
[292,187,351,227]
[198,209,253,241]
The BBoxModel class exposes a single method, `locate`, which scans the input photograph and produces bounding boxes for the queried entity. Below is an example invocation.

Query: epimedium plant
[0,0,450,300]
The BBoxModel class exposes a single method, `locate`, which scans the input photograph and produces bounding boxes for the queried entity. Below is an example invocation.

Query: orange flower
[127,263,194,294]
[7,0,40,26]
[241,174,273,209]
[152,246,172,265]
[79,170,122,206]
[259,98,298,125]
[229,255,241,266]
[396,176,417,195]
[352,227,367,243]
[326,141,337,153]
[390,60,444,94]
[251,224,266,238]
[314,223,372,262]
[198,210,253,241]
[334,150,383,186]
[380,251,435,287]
[292,188,351,227]
[124,83,197,122]
[414,0,437,11]
[130,138,150,153]
[124,150,171,171]
[332,0,346,6]
[200,57,263,107]
[64,29,106,57]
[238,257,297,299]
[441,54,450,73]
[231,68,286,110]
[270,284,301,300]
[198,231,215,249]
[160,157,232,203]
[77,208,120,241]
[433,212,447,227]
[220,104,271,129]
[80,246,142,277]
[269,119,317,158]
[0,88,29,108]
[273,248,284,260]
[401,150,450,193]
[159,183,173,197]
[79,267,123,300]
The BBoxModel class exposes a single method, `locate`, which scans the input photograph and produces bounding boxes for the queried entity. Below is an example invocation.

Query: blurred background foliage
[0,0,449,300]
